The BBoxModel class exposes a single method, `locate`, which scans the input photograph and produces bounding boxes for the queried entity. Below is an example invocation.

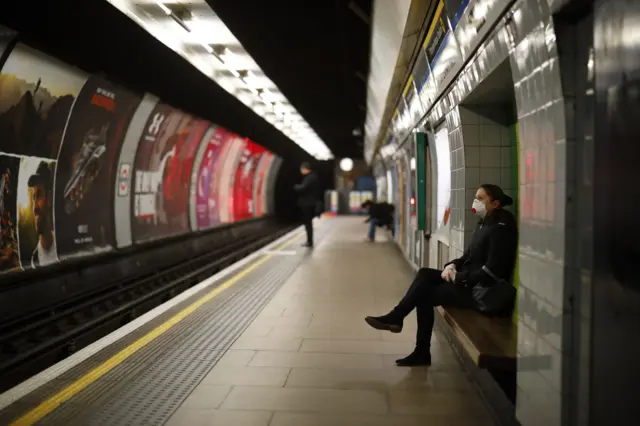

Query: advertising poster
[0,155,21,273]
[0,44,87,160]
[329,190,338,213]
[16,158,58,269]
[349,191,362,213]
[424,0,448,65]
[195,126,228,230]
[252,152,273,217]
[163,117,209,232]
[131,103,195,243]
[233,141,265,221]
[260,156,273,216]
[218,136,245,224]
[433,125,451,236]
[54,76,142,258]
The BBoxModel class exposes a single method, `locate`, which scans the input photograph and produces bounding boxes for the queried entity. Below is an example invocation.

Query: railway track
[0,223,295,392]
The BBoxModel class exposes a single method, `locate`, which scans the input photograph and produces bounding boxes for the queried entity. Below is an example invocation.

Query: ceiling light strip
[106,0,332,160]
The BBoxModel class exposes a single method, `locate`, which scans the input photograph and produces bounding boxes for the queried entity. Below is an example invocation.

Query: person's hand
[441,264,456,282]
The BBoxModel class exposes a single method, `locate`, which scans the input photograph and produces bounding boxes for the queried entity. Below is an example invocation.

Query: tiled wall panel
[509,1,567,425]
[381,1,579,423]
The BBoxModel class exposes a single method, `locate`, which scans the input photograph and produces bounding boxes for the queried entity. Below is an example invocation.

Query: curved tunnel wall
[0,41,282,276]
[371,1,585,425]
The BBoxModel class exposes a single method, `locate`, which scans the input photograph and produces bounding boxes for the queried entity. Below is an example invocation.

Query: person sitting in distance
[364,184,518,366]
[361,200,395,241]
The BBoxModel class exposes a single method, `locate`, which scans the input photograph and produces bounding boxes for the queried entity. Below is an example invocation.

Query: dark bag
[471,266,516,315]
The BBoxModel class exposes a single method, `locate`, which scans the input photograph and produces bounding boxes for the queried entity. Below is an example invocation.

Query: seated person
[361,200,394,242]
[364,184,518,366]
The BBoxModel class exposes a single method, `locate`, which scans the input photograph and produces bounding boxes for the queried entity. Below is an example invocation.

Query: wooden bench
[437,306,517,371]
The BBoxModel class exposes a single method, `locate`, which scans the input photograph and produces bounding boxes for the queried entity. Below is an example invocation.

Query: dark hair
[479,183,513,207]
[28,161,53,192]
[300,162,311,170]
[361,200,373,208]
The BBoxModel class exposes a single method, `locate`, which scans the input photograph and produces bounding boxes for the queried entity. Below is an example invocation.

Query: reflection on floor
[166,217,495,426]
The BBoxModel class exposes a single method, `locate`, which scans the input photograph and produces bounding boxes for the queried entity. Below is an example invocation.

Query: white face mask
[472,199,486,217]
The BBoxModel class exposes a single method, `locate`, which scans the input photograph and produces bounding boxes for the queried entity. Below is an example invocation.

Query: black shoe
[364,313,403,333]
[395,349,431,367]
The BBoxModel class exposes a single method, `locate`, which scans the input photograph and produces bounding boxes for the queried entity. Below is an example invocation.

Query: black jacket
[446,208,518,287]
[294,172,321,208]
[366,202,395,226]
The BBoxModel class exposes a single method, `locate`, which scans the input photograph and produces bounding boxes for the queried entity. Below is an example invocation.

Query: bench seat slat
[437,306,517,370]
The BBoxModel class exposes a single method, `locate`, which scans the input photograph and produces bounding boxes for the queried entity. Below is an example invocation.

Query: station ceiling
[2,0,372,163]
[209,0,373,160]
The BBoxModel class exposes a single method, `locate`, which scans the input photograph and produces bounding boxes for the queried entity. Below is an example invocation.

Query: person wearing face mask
[364,184,518,366]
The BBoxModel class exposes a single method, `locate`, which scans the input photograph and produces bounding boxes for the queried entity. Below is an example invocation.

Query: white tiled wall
[508,1,567,425]
[459,106,517,247]
[386,0,574,422]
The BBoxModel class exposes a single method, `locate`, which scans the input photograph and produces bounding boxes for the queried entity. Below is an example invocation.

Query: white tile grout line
[0,225,305,410]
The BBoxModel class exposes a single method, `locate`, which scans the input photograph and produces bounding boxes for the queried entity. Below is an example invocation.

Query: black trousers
[393,268,475,349]
[301,206,315,245]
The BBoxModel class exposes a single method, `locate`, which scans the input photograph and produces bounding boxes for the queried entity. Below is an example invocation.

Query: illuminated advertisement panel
[0,155,20,272]
[433,125,451,242]
[260,156,275,215]
[252,152,273,217]
[0,44,86,159]
[54,76,141,259]
[233,141,265,221]
[0,44,87,272]
[218,136,245,224]
[131,103,207,243]
[163,117,209,232]
[194,125,228,230]
[349,191,362,213]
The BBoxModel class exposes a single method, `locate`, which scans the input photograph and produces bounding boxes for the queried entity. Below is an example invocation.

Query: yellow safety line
[402,75,414,98]
[10,231,304,426]
[422,0,445,50]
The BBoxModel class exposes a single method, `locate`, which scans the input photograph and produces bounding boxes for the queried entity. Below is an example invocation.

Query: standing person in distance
[294,162,320,248]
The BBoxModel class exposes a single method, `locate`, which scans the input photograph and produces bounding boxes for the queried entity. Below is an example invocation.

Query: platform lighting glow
[340,158,354,172]
[106,0,333,160]
[155,1,172,15]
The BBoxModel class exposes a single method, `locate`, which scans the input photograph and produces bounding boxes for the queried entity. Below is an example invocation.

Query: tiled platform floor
[166,217,495,426]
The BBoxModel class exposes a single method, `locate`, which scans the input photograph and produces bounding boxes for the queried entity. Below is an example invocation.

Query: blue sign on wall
[355,176,376,192]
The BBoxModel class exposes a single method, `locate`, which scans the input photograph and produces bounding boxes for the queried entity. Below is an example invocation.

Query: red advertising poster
[218,136,245,224]
[163,118,209,231]
[0,44,86,160]
[54,76,141,258]
[131,103,206,243]
[232,141,265,221]
[195,126,228,230]
[252,152,273,217]
[0,155,21,273]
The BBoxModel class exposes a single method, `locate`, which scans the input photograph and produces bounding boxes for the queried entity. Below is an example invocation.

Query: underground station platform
[0,217,495,426]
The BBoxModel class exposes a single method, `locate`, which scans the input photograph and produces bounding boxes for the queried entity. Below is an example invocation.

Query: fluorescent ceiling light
[105,0,333,160]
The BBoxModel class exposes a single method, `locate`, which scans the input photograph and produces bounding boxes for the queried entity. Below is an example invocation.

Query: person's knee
[415,268,435,282]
